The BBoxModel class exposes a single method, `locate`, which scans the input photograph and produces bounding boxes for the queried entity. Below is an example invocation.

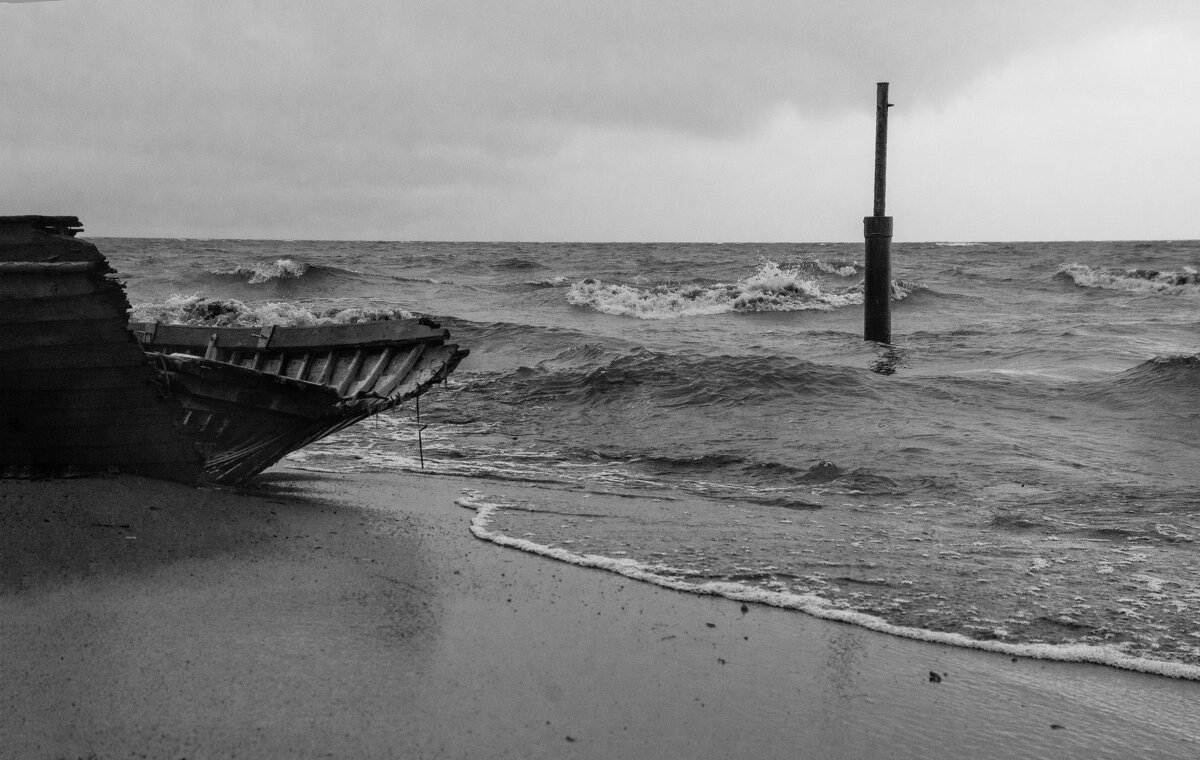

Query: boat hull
[133,320,468,484]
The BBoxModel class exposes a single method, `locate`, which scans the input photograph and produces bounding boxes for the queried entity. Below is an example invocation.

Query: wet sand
[1,471,1197,759]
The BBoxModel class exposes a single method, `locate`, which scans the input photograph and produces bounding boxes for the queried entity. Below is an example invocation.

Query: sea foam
[1056,263,1199,294]
[130,293,414,327]
[565,260,865,319]
[210,257,311,284]
[458,489,1200,681]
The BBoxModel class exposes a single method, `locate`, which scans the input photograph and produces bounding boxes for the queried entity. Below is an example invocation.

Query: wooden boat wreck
[0,216,203,483]
[130,320,468,484]
[1,214,469,486]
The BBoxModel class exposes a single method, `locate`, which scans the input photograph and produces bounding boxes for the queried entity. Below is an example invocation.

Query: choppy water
[101,237,1200,677]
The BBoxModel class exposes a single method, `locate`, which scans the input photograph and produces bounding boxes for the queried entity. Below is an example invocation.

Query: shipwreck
[0,215,467,486]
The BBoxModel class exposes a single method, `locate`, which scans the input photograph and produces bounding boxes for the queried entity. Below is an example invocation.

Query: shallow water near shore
[103,236,1200,676]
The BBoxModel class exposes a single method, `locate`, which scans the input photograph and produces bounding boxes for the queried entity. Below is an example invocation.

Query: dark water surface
[103,237,1200,676]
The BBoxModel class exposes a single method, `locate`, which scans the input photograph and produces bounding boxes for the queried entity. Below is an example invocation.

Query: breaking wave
[209,257,312,284]
[130,293,415,327]
[526,275,571,288]
[565,260,912,319]
[1056,263,1199,294]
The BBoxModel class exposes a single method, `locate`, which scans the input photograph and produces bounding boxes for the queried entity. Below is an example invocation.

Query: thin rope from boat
[415,394,425,468]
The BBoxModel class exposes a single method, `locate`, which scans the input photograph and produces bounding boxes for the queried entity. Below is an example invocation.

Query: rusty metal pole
[864,82,893,343]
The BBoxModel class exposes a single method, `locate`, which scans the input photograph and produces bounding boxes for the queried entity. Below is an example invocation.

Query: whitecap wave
[528,275,570,288]
[811,259,860,277]
[130,293,415,326]
[565,260,864,319]
[211,257,310,284]
[1056,263,1199,294]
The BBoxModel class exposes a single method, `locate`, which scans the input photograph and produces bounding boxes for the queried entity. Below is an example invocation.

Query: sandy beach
[2,470,1197,760]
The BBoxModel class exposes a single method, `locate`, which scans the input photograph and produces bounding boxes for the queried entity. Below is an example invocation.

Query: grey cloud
[2,0,1195,236]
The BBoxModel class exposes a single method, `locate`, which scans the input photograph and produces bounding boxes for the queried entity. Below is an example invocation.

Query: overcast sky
[3,0,1198,241]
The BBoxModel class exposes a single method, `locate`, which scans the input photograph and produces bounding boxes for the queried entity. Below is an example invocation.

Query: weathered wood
[2,390,172,416]
[156,354,343,420]
[295,351,313,381]
[120,281,469,484]
[864,82,894,344]
[350,347,395,397]
[314,350,338,385]
[0,215,83,233]
[372,344,426,398]
[1,216,202,483]
[0,271,116,299]
[264,320,449,348]
[139,341,466,484]
[0,317,146,350]
[0,364,165,391]
[0,343,152,370]
[130,320,450,352]
[873,82,891,218]
[0,295,128,323]
[4,417,196,438]
[335,349,367,396]
[0,261,100,275]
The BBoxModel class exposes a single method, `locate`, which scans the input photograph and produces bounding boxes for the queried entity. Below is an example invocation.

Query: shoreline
[459,491,1200,681]
[2,470,1198,759]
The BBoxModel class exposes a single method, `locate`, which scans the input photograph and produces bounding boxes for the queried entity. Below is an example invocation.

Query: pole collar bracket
[863,216,894,238]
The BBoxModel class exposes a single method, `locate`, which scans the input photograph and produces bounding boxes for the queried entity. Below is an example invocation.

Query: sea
[99,237,1200,679]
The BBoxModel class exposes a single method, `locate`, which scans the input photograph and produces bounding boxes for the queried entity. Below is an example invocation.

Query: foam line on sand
[458,489,1200,681]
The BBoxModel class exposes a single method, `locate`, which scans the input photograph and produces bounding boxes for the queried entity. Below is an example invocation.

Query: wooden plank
[127,319,449,352]
[0,271,113,299]
[0,365,165,391]
[2,377,181,410]
[138,324,261,350]
[168,386,334,422]
[3,295,129,323]
[129,322,158,345]
[157,357,342,418]
[349,347,395,397]
[265,320,448,349]
[2,438,198,469]
[0,343,149,370]
[3,422,198,446]
[3,394,178,422]
[0,261,100,275]
[0,318,144,350]
[0,244,102,266]
[7,429,192,448]
[372,344,426,398]
[295,351,313,381]
[3,413,190,438]
[335,349,366,396]
[313,350,338,385]
[0,215,83,233]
